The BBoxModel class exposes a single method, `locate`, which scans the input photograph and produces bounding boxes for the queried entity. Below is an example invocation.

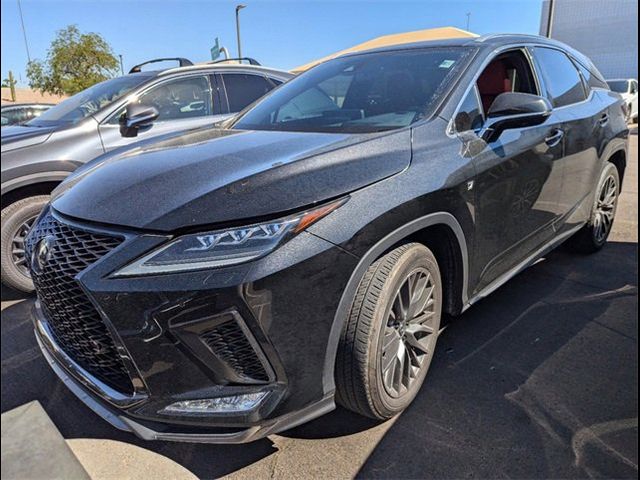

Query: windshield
[607,80,629,93]
[233,47,473,133]
[27,74,151,127]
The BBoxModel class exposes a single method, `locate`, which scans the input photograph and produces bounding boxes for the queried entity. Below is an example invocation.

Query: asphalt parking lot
[1,130,637,479]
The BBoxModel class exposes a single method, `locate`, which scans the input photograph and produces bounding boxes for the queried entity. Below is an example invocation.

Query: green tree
[26,25,118,96]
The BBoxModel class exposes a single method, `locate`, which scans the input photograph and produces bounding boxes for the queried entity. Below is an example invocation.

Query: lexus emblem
[32,236,55,273]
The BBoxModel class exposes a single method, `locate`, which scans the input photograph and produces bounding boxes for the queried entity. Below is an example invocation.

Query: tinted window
[607,80,629,93]
[631,81,638,94]
[234,47,473,133]
[573,61,607,91]
[223,74,274,112]
[454,87,484,132]
[534,47,586,107]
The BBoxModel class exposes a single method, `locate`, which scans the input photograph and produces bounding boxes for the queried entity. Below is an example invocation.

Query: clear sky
[1,0,544,86]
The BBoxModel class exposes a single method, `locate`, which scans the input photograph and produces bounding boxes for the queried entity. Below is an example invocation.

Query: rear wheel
[566,162,619,254]
[1,195,49,292]
[336,243,442,419]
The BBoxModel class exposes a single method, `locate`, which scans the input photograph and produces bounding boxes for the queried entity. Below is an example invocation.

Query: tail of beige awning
[291,26,477,73]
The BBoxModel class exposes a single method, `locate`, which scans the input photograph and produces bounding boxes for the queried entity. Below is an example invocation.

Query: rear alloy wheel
[1,195,49,293]
[566,162,620,254]
[336,243,442,420]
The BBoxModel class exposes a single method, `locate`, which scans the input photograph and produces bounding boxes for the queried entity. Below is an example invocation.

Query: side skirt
[462,222,585,311]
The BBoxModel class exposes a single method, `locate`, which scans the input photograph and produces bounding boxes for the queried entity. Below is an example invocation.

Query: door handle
[545,129,564,147]
[598,113,609,127]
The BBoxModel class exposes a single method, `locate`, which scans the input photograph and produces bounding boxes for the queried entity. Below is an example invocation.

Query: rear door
[530,47,602,231]
[98,74,226,151]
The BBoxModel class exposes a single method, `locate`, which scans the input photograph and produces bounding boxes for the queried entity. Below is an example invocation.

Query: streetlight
[119,54,124,75]
[235,4,246,59]
[17,0,31,63]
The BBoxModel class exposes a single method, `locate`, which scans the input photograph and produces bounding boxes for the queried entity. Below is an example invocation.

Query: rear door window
[532,47,587,107]
[222,74,274,112]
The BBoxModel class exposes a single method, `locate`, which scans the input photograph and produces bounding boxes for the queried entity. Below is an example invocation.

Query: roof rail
[129,57,194,74]
[207,57,261,66]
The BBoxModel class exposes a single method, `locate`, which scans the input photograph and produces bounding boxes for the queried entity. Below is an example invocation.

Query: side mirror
[119,103,159,138]
[481,92,552,143]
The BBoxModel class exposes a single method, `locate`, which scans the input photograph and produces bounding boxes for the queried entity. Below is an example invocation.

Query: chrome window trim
[447,42,598,137]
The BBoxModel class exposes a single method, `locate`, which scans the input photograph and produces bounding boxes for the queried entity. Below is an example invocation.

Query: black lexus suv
[27,34,627,443]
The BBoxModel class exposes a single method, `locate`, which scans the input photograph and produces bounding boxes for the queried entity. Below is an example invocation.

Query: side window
[222,74,274,112]
[454,86,484,132]
[476,49,538,114]
[573,60,608,92]
[110,76,212,124]
[533,47,586,107]
[630,81,638,95]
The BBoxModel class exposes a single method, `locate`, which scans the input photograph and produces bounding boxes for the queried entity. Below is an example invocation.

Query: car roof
[141,63,293,79]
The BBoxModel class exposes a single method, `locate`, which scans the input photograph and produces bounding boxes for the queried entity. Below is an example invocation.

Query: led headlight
[114,198,346,277]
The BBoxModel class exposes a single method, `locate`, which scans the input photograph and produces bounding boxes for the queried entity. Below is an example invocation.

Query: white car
[607,78,638,123]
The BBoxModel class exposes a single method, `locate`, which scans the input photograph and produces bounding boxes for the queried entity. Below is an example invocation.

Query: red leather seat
[477,60,512,113]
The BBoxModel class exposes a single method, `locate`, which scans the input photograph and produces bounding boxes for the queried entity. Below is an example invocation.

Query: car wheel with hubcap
[336,243,442,419]
[566,162,620,253]
[1,195,49,293]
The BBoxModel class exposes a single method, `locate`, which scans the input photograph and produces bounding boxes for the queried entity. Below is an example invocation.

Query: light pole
[17,0,31,63]
[465,12,471,31]
[119,54,124,75]
[235,4,246,59]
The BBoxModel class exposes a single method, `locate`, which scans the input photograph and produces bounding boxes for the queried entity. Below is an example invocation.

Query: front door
[456,49,566,293]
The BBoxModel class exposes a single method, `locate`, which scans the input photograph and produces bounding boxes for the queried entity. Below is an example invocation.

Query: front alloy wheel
[336,243,442,420]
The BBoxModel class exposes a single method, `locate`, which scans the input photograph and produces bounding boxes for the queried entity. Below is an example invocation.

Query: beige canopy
[291,26,477,73]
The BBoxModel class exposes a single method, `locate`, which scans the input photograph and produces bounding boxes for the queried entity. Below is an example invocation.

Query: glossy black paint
[32,34,629,443]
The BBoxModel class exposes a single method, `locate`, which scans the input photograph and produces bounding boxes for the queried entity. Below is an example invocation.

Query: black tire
[565,162,620,254]
[1,195,49,292]
[336,243,442,420]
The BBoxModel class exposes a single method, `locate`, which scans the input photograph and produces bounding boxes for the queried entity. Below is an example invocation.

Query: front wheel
[336,243,442,420]
[1,195,49,292]
[565,162,620,254]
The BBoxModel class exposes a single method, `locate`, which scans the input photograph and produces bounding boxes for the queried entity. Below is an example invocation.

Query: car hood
[1,124,57,151]
[53,127,411,232]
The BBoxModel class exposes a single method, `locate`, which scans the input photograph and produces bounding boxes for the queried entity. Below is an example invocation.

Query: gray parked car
[1,57,292,292]
[1,103,54,126]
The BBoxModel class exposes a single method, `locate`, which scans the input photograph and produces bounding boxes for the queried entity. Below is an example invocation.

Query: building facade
[540,0,638,79]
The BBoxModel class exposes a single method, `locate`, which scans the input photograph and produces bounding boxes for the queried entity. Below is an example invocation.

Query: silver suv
[1,57,292,292]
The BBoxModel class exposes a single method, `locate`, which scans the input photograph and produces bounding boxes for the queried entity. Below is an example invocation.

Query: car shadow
[1,285,32,302]
[2,242,637,478]
[354,241,638,479]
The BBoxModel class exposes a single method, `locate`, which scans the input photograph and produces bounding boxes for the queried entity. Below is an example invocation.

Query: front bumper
[30,209,359,442]
[36,316,335,443]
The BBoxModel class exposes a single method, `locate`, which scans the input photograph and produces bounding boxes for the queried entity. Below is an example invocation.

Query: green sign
[210,38,220,61]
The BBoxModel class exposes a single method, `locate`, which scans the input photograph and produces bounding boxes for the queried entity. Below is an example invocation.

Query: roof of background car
[155,63,294,78]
